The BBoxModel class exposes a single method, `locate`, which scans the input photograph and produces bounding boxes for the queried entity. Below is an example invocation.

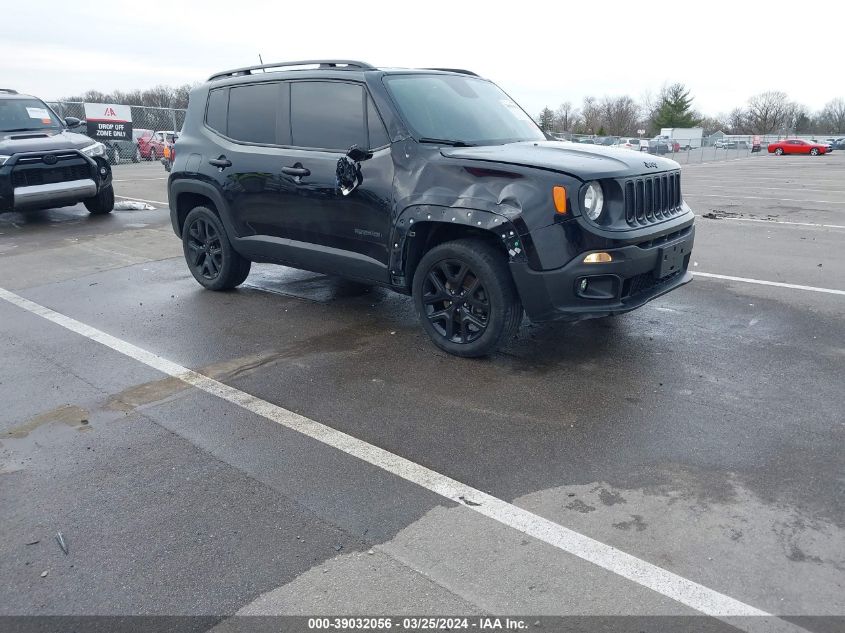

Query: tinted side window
[291,82,365,150]
[227,83,278,144]
[206,88,228,134]
[367,97,390,148]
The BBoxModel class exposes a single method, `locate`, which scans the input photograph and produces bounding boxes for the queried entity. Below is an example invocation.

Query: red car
[767,139,828,156]
[135,128,167,161]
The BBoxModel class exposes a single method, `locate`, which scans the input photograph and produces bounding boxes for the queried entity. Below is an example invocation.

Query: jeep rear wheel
[413,238,522,357]
[84,184,114,215]
[182,206,251,290]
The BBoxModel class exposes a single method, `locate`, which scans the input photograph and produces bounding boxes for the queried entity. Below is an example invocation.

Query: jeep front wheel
[182,206,251,290]
[84,184,114,215]
[413,238,522,357]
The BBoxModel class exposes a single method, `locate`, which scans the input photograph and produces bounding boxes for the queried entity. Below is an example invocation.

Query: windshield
[383,74,545,146]
[0,98,63,132]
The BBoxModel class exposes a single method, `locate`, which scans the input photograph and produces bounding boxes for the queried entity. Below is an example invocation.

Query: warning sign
[83,103,133,141]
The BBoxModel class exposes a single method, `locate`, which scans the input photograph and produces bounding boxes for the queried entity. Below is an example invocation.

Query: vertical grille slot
[635,180,645,223]
[624,181,635,223]
[644,179,654,220]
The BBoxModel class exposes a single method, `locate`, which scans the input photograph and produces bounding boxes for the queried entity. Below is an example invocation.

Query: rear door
[208,81,294,240]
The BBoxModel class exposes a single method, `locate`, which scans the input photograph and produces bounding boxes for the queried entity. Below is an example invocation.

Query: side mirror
[65,117,83,128]
[346,145,373,162]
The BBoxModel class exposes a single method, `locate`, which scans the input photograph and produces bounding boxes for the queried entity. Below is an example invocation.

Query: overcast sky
[2,0,841,116]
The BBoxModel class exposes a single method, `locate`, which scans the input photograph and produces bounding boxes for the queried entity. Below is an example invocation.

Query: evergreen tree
[652,84,701,131]
[538,107,556,133]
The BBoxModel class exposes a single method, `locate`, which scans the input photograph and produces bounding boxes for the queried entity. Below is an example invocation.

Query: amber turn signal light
[583,252,613,264]
[552,186,567,214]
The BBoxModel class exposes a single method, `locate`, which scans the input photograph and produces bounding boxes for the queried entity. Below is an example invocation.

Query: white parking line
[693,272,845,296]
[694,215,845,229]
[686,193,845,205]
[0,285,802,631]
[686,185,845,194]
[115,195,169,207]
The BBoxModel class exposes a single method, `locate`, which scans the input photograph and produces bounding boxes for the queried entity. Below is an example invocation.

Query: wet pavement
[1,156,843,629]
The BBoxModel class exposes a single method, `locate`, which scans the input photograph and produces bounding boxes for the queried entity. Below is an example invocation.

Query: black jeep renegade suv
[0,89,115,215]
[169,60,694,356]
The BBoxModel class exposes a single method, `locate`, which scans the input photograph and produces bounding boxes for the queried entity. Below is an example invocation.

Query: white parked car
[614,138,641,151]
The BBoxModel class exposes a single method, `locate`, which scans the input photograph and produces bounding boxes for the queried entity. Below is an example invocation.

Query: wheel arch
[392,205,527,292]
[170,179,234,238]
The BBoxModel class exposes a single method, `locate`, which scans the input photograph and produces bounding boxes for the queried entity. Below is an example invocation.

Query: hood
[0,129,96,155]
[440,140,680,179]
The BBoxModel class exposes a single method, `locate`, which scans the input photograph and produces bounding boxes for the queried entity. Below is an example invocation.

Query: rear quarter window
[205,88,228,135]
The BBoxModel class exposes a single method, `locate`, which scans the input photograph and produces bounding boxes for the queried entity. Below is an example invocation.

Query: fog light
[583,252,612,264]
[578,278,588,293]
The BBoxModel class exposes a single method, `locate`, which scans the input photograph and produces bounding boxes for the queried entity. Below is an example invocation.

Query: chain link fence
[47,101,186,165]
[554,132,843,164]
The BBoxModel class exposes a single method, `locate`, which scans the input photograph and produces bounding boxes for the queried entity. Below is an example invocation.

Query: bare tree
[554,102,577,132]
[599,96,640,136]
[728,108,748,134]
[745,91,792,134]
[581,96,602,134]
[819,98,845,133]
[60,84,195,109]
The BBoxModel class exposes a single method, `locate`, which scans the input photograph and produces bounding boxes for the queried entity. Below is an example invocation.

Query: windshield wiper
[417,137,475,147]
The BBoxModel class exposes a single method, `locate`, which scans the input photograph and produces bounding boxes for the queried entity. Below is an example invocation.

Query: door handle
[208,157,232,168]
[281,165,310,177]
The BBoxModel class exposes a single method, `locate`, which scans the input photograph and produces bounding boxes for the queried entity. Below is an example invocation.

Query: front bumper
[13,179,97,208]
[0,151,110,212]
[511,225,695,322]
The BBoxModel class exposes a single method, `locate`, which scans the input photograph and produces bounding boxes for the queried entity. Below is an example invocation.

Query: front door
[265,80,394,282]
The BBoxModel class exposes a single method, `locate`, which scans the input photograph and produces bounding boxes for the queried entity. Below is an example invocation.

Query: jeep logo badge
[643,161,658,169]
[43,154,58,165]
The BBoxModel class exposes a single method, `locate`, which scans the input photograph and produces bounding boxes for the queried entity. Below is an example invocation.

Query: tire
[810,148,819,156]
[132,147,141,163]
[775,148,784,155]
[84,184,115,215]
[182,206,251,291]
[149,148,157,162]
[412,237,522,357]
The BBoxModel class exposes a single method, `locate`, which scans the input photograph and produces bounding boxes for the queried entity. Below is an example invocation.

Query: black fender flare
[168,178,237,238]
[389,204,528,288]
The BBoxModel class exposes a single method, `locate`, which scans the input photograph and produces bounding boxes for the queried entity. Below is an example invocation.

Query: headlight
[81,142,106,158]
[0,155,10,166]
[583,181,604,221]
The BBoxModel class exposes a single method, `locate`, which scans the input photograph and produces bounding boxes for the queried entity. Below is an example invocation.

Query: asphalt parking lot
[1,154,843,632]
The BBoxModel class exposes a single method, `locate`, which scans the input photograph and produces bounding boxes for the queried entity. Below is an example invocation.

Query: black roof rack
[208,60,374,81]
[425,68,479,77]
[0,88,19,94]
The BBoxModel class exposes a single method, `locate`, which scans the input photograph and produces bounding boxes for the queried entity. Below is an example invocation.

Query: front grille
[623,171,682,226]
[11,163,90,187]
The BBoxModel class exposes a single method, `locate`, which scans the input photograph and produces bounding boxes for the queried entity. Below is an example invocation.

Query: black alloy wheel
[181,206,251,290]
[422,259,490,344]
[412,238,522,357]
[186,216,223,280]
